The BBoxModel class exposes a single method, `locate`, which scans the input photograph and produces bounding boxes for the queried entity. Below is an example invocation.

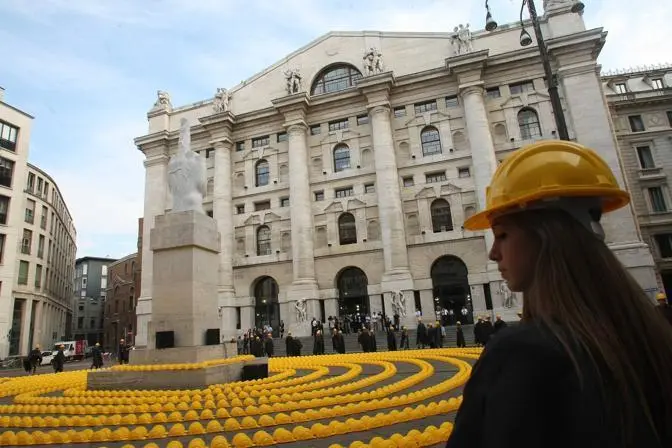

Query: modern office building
[0,87,77,358]
[72,256,115,346]
[603,65,672,297]
[133,1,658,344]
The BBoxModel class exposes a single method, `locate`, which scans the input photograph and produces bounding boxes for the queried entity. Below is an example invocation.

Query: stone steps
[264,325,477,357]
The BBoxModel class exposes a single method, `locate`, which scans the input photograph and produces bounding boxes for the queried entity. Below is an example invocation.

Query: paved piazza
[0,349,477,447]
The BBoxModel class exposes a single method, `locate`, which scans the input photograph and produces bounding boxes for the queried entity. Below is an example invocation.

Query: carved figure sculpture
[451,24,474,55]
[363,47,384,76]
[153,90,172,110]
[167,118,206,213]
[295,298,308,322]
[391,291,407,317]
[212,87,230,113]
[284,69,302,95]
[499,281,517,309]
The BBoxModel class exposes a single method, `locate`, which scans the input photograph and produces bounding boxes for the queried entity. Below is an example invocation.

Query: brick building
[103,218,142,349]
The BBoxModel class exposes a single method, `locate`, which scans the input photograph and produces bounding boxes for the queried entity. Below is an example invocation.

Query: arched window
[333,144,351,172]
[518,108,542,140]
[421,126,442,156]
[431,199,453,233]
[255,159,269,187]
[311,64,363,96]
[338,213,357,245]
[256,225,271,255]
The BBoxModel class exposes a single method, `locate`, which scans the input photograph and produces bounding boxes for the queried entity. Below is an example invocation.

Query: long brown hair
[510,208,672,444]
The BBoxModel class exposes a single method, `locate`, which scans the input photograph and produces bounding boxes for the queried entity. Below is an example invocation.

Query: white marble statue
[153,90,172,110]
[391,291,407,317]
[499,281,517,309]
[167,118,206,213]
[284,69,302,95]
[295,298,308,322]
[451,24,474,55]
[363,47,384,76]
[212,87,230,114]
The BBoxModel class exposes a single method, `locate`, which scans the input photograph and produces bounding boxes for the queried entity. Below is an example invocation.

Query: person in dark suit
[446,141,672,448]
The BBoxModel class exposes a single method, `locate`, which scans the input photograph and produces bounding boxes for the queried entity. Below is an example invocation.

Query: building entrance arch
[254,276,280,336]
[336,267,370,323]
[431,256,472,324]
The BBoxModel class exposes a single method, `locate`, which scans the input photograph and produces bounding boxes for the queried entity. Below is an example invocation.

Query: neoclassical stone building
[134,1,657,343]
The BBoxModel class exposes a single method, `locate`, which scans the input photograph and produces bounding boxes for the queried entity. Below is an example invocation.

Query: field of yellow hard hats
[0,348,480,448]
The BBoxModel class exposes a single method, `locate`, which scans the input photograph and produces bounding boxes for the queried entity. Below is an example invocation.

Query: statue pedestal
[148,210,221,349]
[289,321,312,338]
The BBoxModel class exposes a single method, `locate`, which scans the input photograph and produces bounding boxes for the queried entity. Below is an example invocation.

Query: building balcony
[607,87,672,106]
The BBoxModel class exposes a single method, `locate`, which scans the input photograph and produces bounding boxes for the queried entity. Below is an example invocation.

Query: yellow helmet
[464,140,630,230]
[656,292,667,301]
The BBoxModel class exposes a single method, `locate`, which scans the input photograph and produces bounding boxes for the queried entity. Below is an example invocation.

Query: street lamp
[484,0,585,141]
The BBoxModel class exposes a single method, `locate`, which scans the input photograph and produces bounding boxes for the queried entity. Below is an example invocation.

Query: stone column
[135,149,169,348]
[19,298,33,354]
[33,301,44,349]
[460,84,498,251]
[213,139,237,337]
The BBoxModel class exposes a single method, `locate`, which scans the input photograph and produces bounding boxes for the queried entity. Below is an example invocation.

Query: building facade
[72,256,115,346]
[0,87,78,358]
[103,218,142,350]
[134,1,657,344]
[603,65,672,297]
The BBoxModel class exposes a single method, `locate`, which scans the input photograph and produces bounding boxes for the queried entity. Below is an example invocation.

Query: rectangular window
[649,187,667,212]
[0,233,5,263]
[236,205,245,214]
[310,125,321,135]
[356,115,369,125]
[636,146,655,169]
[393,106,407,118]
[21,229,32,255]
[652,78,664,90]
[25,199,35,224]
[328,119,349,131]
[655,234,672,258]
[204,148,214,158]
[277,132,288,143]
[206,210,213,218]
[414,100,437,115]
[82,277,87,288]
[77,317,83,329]
[0,195,9,225]
[486,87,501,99]
[667,111,672,127]
[38,234,44,258]
[0,156,15,188]
[280,197,290,207]
[364,183,375,194]
[426,172,447,184]
[402,176,414,187]
[35,264,42,288]
[254,201,271,211]
[26,173,35,193]
[102,264,107,276]
[18,261,29,285]
[40,206,47,229]
[335,186,354,198]
[509,80,535,95]
[235,141,245,152]
[629,115,645,132]
[0,121,18,152]
[252,135,269,148]
[314,191,324,201]
[458,167,471,178]
[445,96,459,108]
[615,83,627,94]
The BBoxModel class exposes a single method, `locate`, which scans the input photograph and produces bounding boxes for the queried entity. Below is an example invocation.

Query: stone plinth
[150,210,220,348]
[129,341,237,365]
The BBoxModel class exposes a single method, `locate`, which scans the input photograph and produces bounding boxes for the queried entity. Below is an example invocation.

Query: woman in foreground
[445,141,672,448]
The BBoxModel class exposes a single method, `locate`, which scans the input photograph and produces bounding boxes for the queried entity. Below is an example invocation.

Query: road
[0,359,98,378]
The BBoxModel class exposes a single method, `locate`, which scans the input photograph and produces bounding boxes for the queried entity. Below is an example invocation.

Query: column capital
[211,139,233,150]
[199,111,236,142]
[143,153,170,168]
[368,104,391,116]
[286,122,308,136]
[459,82,485,97]
[446,49,489,86]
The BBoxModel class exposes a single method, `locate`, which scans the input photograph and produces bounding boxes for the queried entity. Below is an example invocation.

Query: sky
[0,0,670,259]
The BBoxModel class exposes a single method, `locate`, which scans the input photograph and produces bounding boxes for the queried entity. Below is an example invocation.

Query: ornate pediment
[405,111,450,127]
[244,215,261,226]
[415,186,438,199]
[243,146,279,161]
[323,201,344,213]
[440,183,462,195]
[320,130,361,145]
[261,212,282,223]
[500,90,550,108]
[346,198,366,210]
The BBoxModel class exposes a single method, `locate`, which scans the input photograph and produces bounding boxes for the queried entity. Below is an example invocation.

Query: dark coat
[446,322,669,448]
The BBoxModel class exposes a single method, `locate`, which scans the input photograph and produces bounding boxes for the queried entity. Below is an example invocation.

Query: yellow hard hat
[656,292,667,301]
[464,140,630,230]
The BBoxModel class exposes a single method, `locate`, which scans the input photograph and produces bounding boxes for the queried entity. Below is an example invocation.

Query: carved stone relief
[367,220,380,241]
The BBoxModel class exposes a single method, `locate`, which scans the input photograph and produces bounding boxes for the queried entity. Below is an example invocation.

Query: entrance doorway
[254,276,280,336]
[336,267,370,323]
[431,256,472,324]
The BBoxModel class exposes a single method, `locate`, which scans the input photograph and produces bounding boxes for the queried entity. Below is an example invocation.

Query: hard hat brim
[464,189,631,231]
